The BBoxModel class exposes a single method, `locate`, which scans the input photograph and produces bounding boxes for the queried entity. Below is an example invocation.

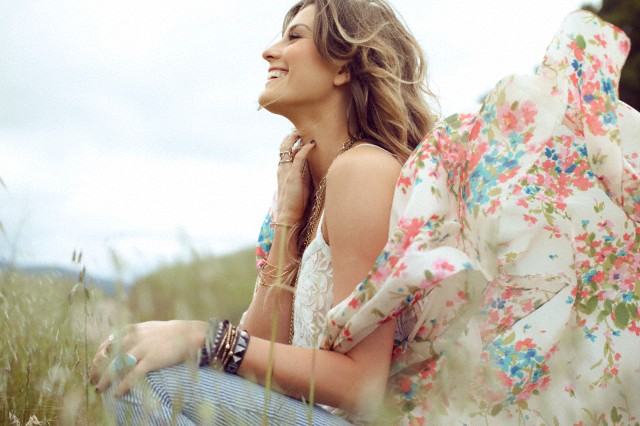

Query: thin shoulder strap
[352,143,404,165]
[318,210,329,243]
[352,143,388,152]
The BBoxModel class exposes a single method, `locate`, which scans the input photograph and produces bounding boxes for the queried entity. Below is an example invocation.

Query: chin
[258,94,287,116]
[258,91,273,109]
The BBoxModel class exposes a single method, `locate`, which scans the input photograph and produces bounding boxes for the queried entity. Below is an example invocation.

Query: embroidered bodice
[291,144,393,350]
[291,215,333,349]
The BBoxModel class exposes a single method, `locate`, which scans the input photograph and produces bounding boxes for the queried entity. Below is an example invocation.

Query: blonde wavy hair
[283,0,436,162]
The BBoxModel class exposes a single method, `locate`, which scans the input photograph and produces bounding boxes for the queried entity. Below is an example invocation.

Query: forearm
[241,224,300,343]
[238,320,395,414]
[242,134,315,342]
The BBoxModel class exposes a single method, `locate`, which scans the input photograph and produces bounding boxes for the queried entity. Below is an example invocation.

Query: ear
[333,64,351,87]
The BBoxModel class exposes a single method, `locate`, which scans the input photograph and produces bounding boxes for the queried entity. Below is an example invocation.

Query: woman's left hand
[89,320,207,396]
[276,133,316,224]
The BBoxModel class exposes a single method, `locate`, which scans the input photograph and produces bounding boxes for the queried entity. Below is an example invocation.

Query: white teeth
[268,70,287,79]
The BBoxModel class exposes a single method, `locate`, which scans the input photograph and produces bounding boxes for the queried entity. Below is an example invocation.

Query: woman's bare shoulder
[327,142,402,187]
[323,142,401,235]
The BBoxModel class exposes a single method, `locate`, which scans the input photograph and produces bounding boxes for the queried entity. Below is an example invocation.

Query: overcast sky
[1,0,597,281]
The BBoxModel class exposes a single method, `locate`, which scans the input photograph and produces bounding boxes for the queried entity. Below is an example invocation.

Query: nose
[262,38,283,62]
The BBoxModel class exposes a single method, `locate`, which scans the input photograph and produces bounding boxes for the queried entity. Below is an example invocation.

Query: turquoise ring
[111,352,137,373]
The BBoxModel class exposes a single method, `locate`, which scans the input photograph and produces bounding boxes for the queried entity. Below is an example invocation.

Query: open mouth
[268,69,288,80]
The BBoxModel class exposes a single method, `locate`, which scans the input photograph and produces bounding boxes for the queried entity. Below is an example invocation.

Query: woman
[92,2,640,424]
[90,0,435,424]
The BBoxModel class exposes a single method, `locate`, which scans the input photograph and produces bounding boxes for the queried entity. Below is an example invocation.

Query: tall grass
[0,247,256,424]
[0,268,113,424]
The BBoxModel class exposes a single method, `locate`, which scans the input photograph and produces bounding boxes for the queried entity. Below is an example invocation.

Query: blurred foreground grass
[0,247,255,425]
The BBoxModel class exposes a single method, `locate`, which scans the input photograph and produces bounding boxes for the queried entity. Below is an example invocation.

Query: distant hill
[0,261,118,295]
[0,245,258,320]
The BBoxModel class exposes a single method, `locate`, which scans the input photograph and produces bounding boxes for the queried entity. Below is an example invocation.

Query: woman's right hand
[89,320,207,396]
[276,133,316,224]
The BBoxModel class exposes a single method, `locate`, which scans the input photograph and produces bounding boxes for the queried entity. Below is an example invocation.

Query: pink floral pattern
[252,11,639,425]
[314,11,639,424]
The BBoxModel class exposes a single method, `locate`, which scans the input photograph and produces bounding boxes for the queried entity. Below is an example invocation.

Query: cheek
[283,43,309,66]
[284,42,328,72]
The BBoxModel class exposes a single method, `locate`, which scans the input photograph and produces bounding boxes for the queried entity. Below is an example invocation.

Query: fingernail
[310,140,316,144]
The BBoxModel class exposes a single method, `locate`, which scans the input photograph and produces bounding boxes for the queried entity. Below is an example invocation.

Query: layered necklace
[301,134,359,248]
[288,133,360,344]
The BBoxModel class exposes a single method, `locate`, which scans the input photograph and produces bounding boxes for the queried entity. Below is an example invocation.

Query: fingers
[279,133,315,167]
[88,348,108,384]
[291,139,315,170]
[95,351,139,394]
[278,134,299,165]
[90,327,140,393]
[89,334,114,384]
[94,366,113,393]
[279,132,300,152]
[90,321,204,397]
[95,334,114,355]
[114,358,146,397]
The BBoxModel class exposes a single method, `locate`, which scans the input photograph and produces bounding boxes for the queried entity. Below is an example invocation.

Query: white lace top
[291,143,392,349]
[291,213,333,349]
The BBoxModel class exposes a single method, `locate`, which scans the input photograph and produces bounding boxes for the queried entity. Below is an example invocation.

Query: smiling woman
[84,0,640,425]
[88,0,435,424]
[259,7,345,115]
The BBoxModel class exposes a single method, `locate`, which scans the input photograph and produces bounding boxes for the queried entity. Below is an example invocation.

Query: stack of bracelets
[199,319,250,375]
[258,259,296,288]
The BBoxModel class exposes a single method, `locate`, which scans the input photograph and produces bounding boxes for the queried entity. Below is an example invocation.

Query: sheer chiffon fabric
[257,10,639,425]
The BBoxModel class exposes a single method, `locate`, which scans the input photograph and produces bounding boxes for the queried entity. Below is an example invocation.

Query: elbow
[331,372,388,418]
[327,321,395,417]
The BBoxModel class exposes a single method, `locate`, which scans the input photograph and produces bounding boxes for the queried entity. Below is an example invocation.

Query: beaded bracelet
[212,321,232,367]
[220,326,238,368]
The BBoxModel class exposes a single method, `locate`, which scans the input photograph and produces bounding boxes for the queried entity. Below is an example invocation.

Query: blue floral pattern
[316,11,638,425]
[253,11,639,425]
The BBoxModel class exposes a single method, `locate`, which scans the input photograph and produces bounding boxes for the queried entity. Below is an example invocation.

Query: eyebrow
[286,23,312,33]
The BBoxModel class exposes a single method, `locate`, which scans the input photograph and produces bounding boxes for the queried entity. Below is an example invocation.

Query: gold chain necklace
[288,134,359,344]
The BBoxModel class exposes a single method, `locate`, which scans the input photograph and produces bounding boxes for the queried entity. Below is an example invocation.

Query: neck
[290,111,352,188]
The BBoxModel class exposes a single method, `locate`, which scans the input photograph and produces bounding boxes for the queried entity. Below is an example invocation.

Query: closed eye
[283,23,311,42]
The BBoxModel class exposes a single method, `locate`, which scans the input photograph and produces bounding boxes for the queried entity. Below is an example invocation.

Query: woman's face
[258,5,346,116]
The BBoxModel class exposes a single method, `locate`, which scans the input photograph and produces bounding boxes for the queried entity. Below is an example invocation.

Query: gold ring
[279,151,293,163]
[105,334,115,354]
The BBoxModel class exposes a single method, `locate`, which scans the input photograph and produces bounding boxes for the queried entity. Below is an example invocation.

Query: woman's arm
[92,317,393,414]
[240,146,402,412]
[242,320,396,413]
[240,223,300,343]
[92,144,400,414]
[241,136,316,343]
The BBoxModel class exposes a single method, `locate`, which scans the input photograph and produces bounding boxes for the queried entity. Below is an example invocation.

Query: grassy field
[0,248,256,425]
